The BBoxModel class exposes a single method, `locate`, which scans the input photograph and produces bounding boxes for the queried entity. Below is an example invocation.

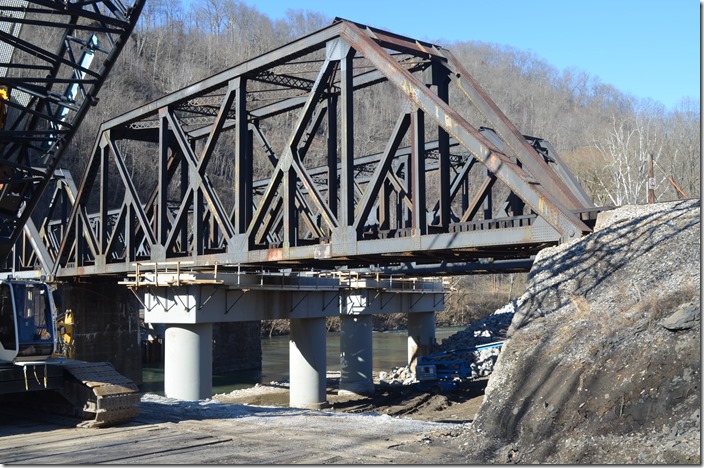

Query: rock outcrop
[459,199,700,464]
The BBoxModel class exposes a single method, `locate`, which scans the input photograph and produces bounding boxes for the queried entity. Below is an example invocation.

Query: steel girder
[0,0,145,264]
[5,18,599,279]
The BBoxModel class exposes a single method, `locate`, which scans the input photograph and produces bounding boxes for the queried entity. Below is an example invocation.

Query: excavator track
[59,360,140,428]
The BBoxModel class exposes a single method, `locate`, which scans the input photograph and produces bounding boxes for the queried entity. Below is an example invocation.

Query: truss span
[4,18,602,279]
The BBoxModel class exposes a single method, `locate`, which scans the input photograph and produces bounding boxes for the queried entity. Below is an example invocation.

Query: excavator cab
[0,280,56,363]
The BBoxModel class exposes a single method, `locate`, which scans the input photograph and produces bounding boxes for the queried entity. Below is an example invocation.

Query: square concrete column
[339,314,374,395]
[407,312,436,372]
[289,317,327,409]
[164,323,213,400]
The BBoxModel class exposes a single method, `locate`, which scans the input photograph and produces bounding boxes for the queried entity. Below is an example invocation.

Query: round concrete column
[164,323,213,400]
[339,314,374,395]
[289,317,327,409]
[407,312,436,371]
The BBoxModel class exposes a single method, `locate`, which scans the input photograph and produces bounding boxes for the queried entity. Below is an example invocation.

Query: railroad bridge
[1,13,602,408]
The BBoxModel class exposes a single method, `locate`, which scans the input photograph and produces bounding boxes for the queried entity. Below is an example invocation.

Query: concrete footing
[407,312,436,371]
[289,317,327,409]
[164,323,213,400]
[339,315,374,395]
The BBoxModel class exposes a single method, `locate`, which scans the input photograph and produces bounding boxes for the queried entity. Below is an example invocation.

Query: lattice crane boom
[0,0,145,263]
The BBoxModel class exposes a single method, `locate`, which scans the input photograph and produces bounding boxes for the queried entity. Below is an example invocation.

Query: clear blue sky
[239,0,700,111]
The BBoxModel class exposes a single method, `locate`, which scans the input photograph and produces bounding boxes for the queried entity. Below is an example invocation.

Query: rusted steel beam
[525,136,594,208]
[339,21,590,241]
[441,49,592,210]
[410,108,426,235]
[164,110,234,242]
[99,23,344,130]
[332,17,446,60]
[352,110,411,234]
[339,42,355,228]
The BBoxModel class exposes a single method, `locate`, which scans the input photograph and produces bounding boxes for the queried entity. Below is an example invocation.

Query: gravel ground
[459,199,701,464]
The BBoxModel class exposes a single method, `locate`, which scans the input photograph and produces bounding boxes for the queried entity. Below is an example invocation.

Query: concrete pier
[339,314,374,395]
[164,323,213,400]
[140,273,444,404]
[289,317,327,409]
[407,312,436,371]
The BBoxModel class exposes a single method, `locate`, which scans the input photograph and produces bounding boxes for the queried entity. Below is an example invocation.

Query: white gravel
[140,393,464,434]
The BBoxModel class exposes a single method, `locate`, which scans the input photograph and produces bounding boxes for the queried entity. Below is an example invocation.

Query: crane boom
[0,0,145,264]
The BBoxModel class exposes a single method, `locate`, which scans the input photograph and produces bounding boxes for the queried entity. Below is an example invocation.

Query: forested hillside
[64,0,700,206]
[63,0,699,332]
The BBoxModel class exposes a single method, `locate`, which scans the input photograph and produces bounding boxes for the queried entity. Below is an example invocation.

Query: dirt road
[0,378,483,464]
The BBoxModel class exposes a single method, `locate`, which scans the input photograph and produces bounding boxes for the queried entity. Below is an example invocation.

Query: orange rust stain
[266,248,284,262]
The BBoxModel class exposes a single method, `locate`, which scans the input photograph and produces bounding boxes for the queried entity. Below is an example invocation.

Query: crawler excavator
[0,279,140,427]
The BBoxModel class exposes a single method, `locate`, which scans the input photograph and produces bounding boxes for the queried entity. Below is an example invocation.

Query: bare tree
[592,101,668,205]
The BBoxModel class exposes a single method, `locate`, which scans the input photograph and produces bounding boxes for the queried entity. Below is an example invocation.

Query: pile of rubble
[378,299,520,387]
[378,366,415,386]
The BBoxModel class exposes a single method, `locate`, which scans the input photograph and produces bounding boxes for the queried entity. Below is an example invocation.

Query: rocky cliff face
[459,199,700,464]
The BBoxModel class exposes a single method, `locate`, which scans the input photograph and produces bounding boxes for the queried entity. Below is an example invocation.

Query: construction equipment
[415,341,505,393]
[0,279,140,427]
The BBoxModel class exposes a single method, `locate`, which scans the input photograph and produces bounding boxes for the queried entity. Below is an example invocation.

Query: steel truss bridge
[3,17,603,280]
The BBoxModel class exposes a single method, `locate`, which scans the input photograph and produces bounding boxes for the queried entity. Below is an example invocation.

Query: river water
[142,327,463,395]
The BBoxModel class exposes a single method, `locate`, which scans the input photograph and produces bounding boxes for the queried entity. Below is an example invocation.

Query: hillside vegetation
[66,0,699,206]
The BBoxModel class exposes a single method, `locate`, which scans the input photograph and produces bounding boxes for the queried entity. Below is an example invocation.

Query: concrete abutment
[59,282,142,384]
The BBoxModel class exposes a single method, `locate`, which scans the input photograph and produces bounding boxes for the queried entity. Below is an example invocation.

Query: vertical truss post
[246,128,254,228]
[180,144,189,252]
[461,177,469,215]
[98,138,109,256]
[402,155,410,229]
[125,203,135,262]
[379,180,391,230]
[193,187,203,256]
[75,212,85,268]
[158,108,169,246]
[234,78,250,234]
[432,63,451,230]
[340,45,355,228]
[284,168,297,247]
[327,94,338,219]
[483,167,493,219]
[411,108,426,235]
